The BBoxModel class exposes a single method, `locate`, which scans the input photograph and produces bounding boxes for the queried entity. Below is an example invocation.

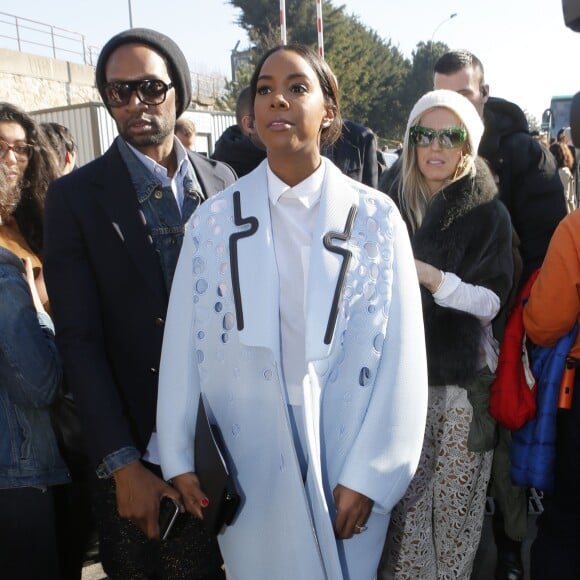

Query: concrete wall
[0,47,235,163]
[0,47,100,112]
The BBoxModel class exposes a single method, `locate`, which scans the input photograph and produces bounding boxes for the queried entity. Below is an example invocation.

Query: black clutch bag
[195,394,241,535]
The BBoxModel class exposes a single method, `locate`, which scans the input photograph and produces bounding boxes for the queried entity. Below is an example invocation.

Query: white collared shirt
[126,137,190,210]
[267,162,325,406]
[433,271,501,371]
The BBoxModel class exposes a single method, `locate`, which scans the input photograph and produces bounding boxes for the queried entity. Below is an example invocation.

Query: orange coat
[524,209,580,358]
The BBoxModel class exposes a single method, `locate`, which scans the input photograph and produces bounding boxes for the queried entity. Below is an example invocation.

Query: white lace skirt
[378,385,493,580]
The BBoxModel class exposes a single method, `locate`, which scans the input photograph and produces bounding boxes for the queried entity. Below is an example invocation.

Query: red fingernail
[200,498,209,508]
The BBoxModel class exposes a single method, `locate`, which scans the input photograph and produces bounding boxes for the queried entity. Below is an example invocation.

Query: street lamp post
[431,12,458,44]
[128,0,134,28]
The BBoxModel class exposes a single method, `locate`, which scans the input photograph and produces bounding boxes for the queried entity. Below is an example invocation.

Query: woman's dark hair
[250,44,343,148]
[552,141,575,170]
[41,122,77,171]
[0,102,59,255]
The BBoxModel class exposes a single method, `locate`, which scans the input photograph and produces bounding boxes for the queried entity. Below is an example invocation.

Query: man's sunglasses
[102,79,174,107]
[409,125,467,149]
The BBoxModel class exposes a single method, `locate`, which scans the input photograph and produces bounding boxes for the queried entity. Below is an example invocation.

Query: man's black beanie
[95,28,192,117]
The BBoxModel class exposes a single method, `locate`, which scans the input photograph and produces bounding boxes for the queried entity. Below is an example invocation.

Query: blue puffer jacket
[0,246,69,488]
[510,323,578,493]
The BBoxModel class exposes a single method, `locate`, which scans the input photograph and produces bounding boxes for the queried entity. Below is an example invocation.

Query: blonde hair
[398,107,474,233]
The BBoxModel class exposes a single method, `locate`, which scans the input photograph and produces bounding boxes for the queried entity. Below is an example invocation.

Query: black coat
[43,140,236,469]
[212,125,266,177]
[481,98,566,281]
[322,119,379,188]
[412,159,514,386]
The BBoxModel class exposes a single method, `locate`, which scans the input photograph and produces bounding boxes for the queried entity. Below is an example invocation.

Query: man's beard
[119,114,173,148]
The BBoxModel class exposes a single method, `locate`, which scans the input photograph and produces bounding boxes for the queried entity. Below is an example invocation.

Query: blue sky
[1,0,578,120]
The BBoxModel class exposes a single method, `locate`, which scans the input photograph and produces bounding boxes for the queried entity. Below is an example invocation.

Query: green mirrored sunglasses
[409,125,467,149]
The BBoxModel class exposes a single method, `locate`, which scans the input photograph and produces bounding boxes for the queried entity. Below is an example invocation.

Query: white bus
[542,95,574,141]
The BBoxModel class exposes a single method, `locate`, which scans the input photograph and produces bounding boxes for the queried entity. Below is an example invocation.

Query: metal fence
[0,11,227,100]
[0,11,99,65]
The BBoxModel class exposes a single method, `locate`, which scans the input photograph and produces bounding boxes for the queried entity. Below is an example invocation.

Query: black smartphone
[159,496,180,541]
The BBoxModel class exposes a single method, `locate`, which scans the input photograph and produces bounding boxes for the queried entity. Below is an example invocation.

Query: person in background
[550,128,576,213]
[157,43,427,580]
[0,103,59,267]
[212,85,266,176]
[379,89,514,579]
[41,122,78,175]
[433,49,567,580]
[0,161,69,580]
[41,119,96,580]
[175,116,196,151]
[43,28,236,579]
[551,128,576,170]
[523,208,580,579]
[530,130,550,150]
[322,118,380,188]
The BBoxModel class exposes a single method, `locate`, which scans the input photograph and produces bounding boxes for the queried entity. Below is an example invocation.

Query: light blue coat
[157,159,428,579]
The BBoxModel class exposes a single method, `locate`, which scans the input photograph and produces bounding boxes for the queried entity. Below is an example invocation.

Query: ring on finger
[355,524,368,533]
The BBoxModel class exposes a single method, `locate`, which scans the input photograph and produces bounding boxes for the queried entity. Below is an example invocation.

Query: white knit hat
[406,89,484,154]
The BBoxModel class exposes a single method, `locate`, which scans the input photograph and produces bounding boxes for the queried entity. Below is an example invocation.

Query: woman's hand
[23,258,46,313]
[171,472,209,520]
[33,267,49,308]
[414,259,444,294]
[332,484,373,539]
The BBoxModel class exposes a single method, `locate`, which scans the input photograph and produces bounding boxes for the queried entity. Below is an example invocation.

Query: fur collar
[413,157,513,386]
[429,157,498,231]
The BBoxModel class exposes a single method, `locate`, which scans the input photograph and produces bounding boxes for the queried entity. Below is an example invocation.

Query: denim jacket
[0,246,70,488]
[118,137,204,293]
